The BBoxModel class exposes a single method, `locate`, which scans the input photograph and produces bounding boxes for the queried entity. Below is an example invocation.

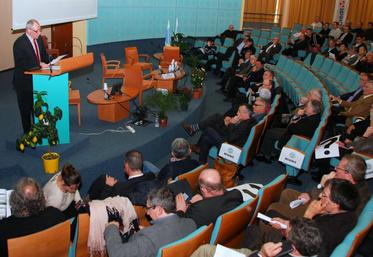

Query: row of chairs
[303,54,361,96]
[268,55,331,177]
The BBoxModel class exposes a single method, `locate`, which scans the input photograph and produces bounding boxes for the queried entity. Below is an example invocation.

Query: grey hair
[10,177,46,217]
[26,19,40,29]
[147,187,175,213]
[171,138,190,159]
[343,154,367,182]
[309,100,322,114]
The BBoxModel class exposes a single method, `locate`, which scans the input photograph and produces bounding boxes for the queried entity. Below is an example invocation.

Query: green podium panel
[33,73,70,145]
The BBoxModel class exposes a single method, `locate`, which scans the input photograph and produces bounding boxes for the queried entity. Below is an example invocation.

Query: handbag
[214,157,238,188]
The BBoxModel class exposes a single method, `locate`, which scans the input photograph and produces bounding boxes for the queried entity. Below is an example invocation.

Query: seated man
[246,179,360,257]
[282,33,309,57]
[43,163,82,218]
[176,169,243,227]
[330,80,373,126]
[258,37,282,63]
[0,178,66,257]
[191,217,322,257]
[191,38,217,60]
[88,150,160,205]
[184,100,269,164]
[267,154,370,219]
[104,187,197,257]
[157,138,200,182]
[215,24,240,43]
[259,100,322,162]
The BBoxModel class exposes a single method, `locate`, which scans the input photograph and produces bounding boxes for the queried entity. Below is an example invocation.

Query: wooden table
[151,68,186,93]
[87,86,139,123]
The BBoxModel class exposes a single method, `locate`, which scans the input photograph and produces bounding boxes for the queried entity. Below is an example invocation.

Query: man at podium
[13,19,50,133]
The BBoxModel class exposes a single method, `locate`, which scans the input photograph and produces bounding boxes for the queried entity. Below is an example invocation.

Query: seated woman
[43,163,82,218]
[157,138,200,182]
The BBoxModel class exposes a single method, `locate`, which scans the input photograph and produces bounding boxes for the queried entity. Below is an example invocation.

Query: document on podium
[50,54,67,65]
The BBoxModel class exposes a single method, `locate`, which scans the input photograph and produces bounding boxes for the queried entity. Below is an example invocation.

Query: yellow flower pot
[41,152,60,174]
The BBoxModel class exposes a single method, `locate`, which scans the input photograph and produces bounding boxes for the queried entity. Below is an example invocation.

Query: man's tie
[33,39,40,63]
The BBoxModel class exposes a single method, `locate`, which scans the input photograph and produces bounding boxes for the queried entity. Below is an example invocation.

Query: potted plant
[16,91,63,174]
[145,91,177,128]
[175,87,192,111]
[172,32,190,54]
[191,66,206,99]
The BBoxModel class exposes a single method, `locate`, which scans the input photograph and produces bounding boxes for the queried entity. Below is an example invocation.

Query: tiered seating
[303,54,360,96]
[267,55,331,177]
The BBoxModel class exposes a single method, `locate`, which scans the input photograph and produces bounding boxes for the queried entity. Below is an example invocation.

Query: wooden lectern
[26,53,94,144]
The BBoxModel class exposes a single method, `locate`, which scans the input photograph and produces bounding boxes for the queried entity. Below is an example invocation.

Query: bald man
[176,169,243,227]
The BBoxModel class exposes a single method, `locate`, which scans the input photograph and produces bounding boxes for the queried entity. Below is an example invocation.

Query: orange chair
[8,220,71,257]
[100,53,125,88]
[134,205,151,227]
[175,164,208,192]
[124,65,155,105]
[41,35,60,58]
[75,213,90,257]
[68,81,81,127]
[124,47,153,72]
[159,46,182,69]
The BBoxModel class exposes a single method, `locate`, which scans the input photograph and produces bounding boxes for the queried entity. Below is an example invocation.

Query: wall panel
[88,0,242,45]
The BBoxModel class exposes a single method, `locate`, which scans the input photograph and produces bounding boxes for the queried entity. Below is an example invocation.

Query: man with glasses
[104,187,196,257]
[266,154,369,220]
[175,169,242,227]
[13,19,50,133]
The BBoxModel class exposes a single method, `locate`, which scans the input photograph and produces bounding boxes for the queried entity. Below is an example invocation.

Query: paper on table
[213,244,246,257]
[50,54,67,65]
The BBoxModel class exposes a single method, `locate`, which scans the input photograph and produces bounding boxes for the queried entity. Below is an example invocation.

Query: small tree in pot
[145,90,177,127]
[16,91,62,174]
[191,66,206,99]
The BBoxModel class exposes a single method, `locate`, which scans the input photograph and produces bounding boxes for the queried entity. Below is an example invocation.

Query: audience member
[282,33,309,57]
[157,138,200,182]
[259,100,322,162]
[355,51,373,73]
[216,24,240,44]
[191,217,322,257]
[353,34,367,52]
[0,178,65,257]
[104,187,196,257]
[176,169,243,227]
[335,42,349,61]
[319,22,331,39]
[258,37,282,64]
[43,163,82,217]
[88,150,160,205]
[321,38,339,59]
[329,21,342,40]
[310,16,323,30]
[191,38,217,60]
[184,100,268,163]
[337,25,353,45]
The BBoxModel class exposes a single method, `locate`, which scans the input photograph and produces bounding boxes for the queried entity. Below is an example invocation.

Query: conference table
[87,86,139,123]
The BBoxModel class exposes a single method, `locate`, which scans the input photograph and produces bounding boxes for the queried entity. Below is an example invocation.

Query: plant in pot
[191,66,206,99]
[175,87,192,111]
[145,90,177,128]
[172,32,190,54]
[16,91,63,174]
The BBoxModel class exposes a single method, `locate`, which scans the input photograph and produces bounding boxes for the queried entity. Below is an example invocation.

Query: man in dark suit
[13,19,50,133]
[258,37,282,63]
[88,150,160,205]
[176,169,243,227]
[282,33,309,58]
[337,25,354,46]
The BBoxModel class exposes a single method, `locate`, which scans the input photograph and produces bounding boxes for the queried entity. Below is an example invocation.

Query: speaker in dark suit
[13,19,49,133]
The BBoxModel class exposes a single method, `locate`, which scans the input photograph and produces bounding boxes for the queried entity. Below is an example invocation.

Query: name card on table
[218,143,242,164]
[161,72,175,79]
[315,135,340,159]
[279,146,305,169]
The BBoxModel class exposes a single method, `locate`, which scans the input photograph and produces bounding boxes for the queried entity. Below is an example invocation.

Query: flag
[165,20,171,46]
[175,17,179,34]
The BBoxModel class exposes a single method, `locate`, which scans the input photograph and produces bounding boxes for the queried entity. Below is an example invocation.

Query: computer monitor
[110,82,123,96]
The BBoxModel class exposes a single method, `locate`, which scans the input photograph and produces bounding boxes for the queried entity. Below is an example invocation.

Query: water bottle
[103,83,109,100]
[154,113,159,128]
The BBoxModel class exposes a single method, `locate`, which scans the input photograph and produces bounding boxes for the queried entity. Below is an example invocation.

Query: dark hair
[10,177,46,217]
[325,178,360,211]
[61,163,81,186]
[288,218,322,256]
[125,150,143,170]
[309,100,322,114]
[147,187,175,213]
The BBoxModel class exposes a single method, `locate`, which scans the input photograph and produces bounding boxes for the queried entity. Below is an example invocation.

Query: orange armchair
[124,65,155,105]
[124,47,153,72]
[159,46,183,68]
[100,53,125,88]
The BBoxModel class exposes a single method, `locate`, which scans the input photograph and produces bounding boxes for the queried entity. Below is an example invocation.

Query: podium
[26,53,94,145]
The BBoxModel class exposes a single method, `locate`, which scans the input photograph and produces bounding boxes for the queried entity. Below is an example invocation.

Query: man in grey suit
[104,187,197,257]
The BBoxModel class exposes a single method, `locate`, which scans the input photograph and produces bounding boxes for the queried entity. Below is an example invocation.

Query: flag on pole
[165,20,171,46]
[175,17,179,34]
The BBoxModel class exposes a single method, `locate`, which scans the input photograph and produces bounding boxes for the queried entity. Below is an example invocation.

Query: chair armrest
[106,64,120,69]
[107,60,121,66]
[139,54,151,62]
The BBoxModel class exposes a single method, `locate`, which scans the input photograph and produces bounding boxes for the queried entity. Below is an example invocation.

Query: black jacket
[158,157,200,181]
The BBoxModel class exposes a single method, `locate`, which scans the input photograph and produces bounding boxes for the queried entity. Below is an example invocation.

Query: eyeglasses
[145,205,156,211]
[335,166,349,174]
[30,28,41,34]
